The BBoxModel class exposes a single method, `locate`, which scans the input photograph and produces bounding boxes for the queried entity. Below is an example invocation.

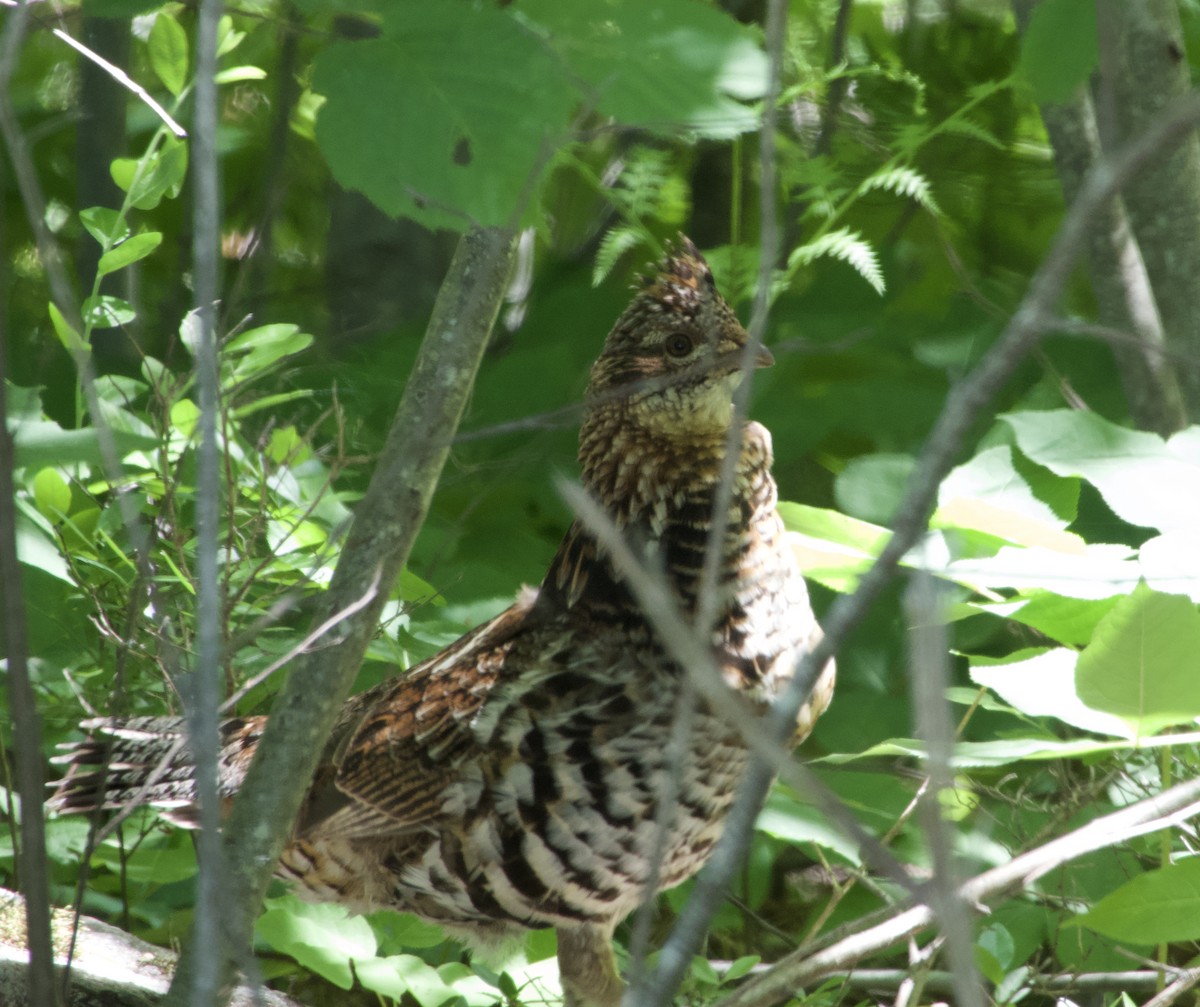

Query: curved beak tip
[756,345,776,369]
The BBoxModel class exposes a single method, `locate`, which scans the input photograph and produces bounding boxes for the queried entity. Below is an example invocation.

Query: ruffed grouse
[51,240,834,1007]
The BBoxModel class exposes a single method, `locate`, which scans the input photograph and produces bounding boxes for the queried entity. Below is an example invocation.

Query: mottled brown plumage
[51,239,835,1007]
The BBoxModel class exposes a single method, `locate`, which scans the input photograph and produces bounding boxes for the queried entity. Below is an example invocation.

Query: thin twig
[183,0,225,999]
[904,570,984,1007]
[52,28,187,138]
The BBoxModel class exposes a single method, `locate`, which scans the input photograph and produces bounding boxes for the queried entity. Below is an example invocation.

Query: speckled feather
[50,239,834,1007]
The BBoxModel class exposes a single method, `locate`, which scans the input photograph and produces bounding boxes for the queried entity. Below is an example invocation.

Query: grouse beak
[756,344,775,368]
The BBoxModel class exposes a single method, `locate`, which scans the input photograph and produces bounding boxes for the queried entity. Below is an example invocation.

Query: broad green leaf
[1140,531,1200,603]
[16,514,71,582]
[1076,858,1200,944]
[945,543,1138,600]
[969,648,1134,739]
[110,139,188,210]
[32,467,71,521]
[83,0,161,15]
[216,14,245,57]
[214,65,267,85]
[96,232,163,276]
[755,788,860,863]
[834,453,912,524]
[521,0,768,137]
[79,206,129,246]
[256,896,377,990]
[12,420,157,470]
[149,11,189,97]
[93,831,197,883]
[978,591,1118,646]
[1003,411,1200,534]
[170,398,200,439]
[820,730,1200,767]
[225,323,314,381]
[48,302,89,356]
[1075,583,1200,735]
[352,954,459,1005]
[82,295,136,328]
[312,3,574,229]
[1018,0,1097,104]
[938,445,1078,528]
[779,502,890,591]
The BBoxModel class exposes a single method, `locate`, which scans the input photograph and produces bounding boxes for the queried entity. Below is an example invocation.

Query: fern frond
[940,116,1004,150]
[593,227,646,287]
[861,166,941,215]
[789,228,885,295]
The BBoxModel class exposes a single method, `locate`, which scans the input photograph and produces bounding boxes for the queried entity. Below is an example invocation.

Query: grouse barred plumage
[51,239,835,1007]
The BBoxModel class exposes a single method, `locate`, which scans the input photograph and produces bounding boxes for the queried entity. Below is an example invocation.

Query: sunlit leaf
[1075,583,1200,735]
[1076,858,1200,944]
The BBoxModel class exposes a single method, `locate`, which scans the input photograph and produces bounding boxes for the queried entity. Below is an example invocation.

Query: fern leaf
[862,166,941,215]
[593,227,645,287]
[789,228,885,295]
[941,116,1005,150]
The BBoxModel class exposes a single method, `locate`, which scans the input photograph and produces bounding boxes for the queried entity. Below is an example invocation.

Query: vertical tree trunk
[1098,0,1200,420]
[1014,0,1188,435]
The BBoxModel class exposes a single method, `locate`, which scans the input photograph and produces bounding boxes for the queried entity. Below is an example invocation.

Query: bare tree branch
[904,570,983,1007]
[161,227,517,1006]
[184,0,228,1001]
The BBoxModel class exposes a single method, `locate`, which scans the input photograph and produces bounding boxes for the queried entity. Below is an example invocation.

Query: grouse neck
[577,402,773,524]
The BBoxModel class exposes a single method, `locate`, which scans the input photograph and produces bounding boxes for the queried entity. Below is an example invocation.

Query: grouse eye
[665,332,694,358]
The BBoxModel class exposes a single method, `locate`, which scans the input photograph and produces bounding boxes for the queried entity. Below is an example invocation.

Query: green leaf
[778,502,890,591]
[978,591,1118,646]
[48,302,89,356]
[1003,410,1200,534]
[225,323,314,381]
[79,206,129,246]
[1076,858,1200,944]
[939,445,1078,529]
[96,232,163,276]
[311,3,575,229]
[1075,583,1200,735]
[12,419,157,470]
[946,543,1139,601]
[216,14,246,57]
[860,165,941,214]
[214,65,267,85]
[1140,530,1200,603]
[1018,0,1097,104]
[32,467,71,521]
[256,896,377,990]
[110,139,188,210]
[522,0,768,137]
[969,648,1134,738]
[353,954,460,1005]
[148,11,189,97]
[82,295,136,328]
[834,452,913,524]
[15,514,71,582]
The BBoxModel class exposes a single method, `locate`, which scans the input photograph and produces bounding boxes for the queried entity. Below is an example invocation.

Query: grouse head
[585,238,772,437]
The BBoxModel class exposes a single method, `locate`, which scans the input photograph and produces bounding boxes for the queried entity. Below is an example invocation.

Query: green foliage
[7,0,1200,1004]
